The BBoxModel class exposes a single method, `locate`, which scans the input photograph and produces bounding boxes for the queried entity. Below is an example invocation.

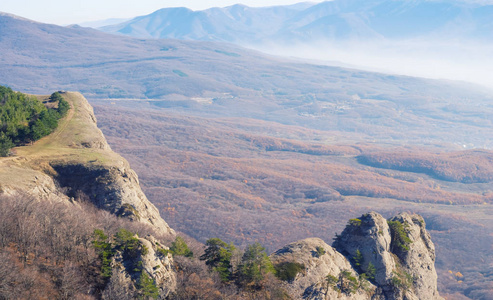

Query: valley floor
[93,102,493,300]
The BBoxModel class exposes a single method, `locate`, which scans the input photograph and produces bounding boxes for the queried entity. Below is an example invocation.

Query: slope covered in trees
[94,103,493,299]
[0,193,167,299]
[0,86,69,156]
[358,150,493,183]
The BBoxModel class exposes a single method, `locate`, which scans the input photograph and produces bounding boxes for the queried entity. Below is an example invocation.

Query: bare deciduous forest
[95,104,493,299]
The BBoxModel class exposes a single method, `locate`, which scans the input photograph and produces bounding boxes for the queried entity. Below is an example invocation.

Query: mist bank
[250,38,493,89]
[97,0,493,89]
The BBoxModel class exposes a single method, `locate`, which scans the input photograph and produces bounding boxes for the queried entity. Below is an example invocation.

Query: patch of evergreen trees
[200,238,292,290]
[0,86,70,156]
[92,228,159,298]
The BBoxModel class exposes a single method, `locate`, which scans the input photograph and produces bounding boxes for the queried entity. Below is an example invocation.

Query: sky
[0,0,325,25]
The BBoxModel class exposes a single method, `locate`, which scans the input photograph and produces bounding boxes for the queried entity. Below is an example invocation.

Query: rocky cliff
[0,92,173,235]
[0,92,176,297]
[271,212,442,300]
[271,238,378,299]
[0,91,443,299]
[102,234,176,299]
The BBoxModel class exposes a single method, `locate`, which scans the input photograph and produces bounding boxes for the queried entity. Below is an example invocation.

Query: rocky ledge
[0,92,174,235]
[271,212,442,300]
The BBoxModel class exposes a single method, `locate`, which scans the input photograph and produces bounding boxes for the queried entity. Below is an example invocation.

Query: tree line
[0,86,70,156]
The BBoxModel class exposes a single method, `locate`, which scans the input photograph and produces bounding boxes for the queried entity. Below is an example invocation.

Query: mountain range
[97,0,493,87]
[99,0,493,44]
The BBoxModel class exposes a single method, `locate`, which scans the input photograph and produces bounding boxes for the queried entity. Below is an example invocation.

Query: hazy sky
[0,0,325,25]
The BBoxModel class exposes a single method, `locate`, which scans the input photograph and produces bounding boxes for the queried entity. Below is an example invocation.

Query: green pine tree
[237,242,275,289]
[138,271,159,299]
[200,238,235,282]
[170,236,193,257]
[0,133,14,157]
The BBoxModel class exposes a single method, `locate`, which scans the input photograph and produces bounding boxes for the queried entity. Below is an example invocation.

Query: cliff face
[271,238,378,300]
[0,91,174,235]
[51,161,173,235]
[272,212,442,300]
[0,92,176,295]
[103,235,176,299]
[387,213,440,300]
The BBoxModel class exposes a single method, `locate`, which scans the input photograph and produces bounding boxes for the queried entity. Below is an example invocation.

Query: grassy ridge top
[1,92,124,178]
[0,87,68,156]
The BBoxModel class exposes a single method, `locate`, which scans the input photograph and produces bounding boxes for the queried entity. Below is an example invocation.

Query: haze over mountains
[100,0,493,43]
[98,0,493,86]
[1,11,492,149]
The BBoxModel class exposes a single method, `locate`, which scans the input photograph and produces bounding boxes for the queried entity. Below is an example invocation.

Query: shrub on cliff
[170,236,193,258]
[387,220,412,253]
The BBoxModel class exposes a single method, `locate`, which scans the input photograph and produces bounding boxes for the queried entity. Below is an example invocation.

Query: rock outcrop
[388,213,440,300]
[272,212,442,300]
[333,212,397,297]
[0,91,174,235]
[51,161,174,235]
[271,238,378,300]
[333,212,442,300]
[103,235,176,299]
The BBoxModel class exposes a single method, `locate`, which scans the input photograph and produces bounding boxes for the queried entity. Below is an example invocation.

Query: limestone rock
[270,238,378,300]
[333,212,443,300]
[389,213,441,300]
[333,212,397,296]
[139,235,176,298]
[0,165,66,202]
[51,162,175,235]
[273,212,442,300]
[103,235,176,299]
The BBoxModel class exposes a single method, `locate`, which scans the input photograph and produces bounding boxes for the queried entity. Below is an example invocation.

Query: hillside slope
[0,12,492,148]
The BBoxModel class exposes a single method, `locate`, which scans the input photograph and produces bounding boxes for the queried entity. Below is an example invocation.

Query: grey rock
[273,212,442,300]
[389,213,441,300]
[103,234,176,299]
[51,162,175,235]
[333,212,397,295]
[333,212,443,300]
[271,238,378,300]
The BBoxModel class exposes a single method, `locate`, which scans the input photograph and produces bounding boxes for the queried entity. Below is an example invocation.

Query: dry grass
[0,92,125,193]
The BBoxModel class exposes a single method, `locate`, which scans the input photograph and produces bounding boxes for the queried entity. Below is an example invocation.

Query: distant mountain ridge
[99,0,493,44]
